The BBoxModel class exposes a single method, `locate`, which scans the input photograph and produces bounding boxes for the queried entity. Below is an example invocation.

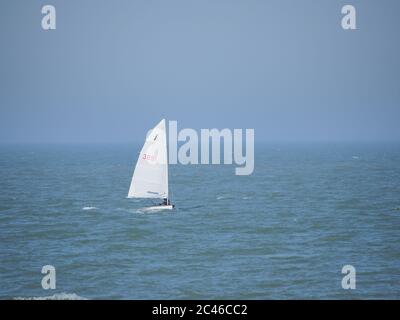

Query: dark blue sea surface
[0,142,399,299]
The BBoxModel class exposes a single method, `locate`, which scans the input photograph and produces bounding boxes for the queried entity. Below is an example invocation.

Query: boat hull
[146,205,174,211]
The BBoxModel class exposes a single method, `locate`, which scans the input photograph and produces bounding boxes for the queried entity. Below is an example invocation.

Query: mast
[164,119,169,201]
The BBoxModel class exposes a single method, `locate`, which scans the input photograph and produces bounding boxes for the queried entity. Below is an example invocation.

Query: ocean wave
[217,195,236,200]
[14,293,88,300]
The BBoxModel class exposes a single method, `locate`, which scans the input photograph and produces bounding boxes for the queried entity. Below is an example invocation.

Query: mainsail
[127,119,169,199]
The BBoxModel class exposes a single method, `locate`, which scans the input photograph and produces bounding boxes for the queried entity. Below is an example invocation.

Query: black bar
[1,300,397,318]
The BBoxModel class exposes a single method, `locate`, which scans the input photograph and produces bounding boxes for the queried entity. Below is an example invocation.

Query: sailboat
[127,119,174,210]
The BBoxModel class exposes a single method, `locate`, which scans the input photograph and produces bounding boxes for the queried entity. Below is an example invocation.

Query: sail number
[142,153,157,161]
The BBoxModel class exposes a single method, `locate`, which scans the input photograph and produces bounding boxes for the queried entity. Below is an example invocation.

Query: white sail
[128,119,169,199]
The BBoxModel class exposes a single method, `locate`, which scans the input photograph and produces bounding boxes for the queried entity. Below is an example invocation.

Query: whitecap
[14,293,88,300]
[82,206,97,211]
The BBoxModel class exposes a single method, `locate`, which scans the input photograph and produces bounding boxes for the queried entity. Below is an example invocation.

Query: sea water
[0,142,399,299]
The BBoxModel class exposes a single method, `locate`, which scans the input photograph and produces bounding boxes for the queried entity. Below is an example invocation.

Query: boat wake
[181,204,203,210]
[14,293,87,300]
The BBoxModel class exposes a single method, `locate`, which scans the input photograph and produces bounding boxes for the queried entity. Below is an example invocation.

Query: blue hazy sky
[0,0,399,143]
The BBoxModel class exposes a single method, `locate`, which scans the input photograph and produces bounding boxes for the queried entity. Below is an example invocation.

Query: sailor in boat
[161,198,174,207]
